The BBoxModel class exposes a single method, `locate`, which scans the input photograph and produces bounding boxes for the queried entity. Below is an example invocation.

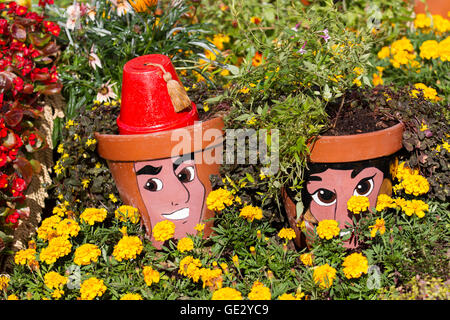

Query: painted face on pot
[306,166,384,229]
[134,153,205,240]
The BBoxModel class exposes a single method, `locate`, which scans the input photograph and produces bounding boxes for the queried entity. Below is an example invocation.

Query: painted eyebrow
[308,175,322,181]
[173,152,194,171]
[136,165,162,175]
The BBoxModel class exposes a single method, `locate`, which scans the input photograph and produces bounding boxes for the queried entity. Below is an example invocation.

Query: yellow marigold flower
[80,208,107,225]
[120,293,143,300]
[177,237,194,253]
[74,243,101,266]
[152,220,175,242]
[56,218,80,239]
[112,235,143,261]
[200,268,223,289]
[376,194,397,211]
[143,266,160,286]
[342,253,369,279]
[300,253,313,267]
[432,14,450,34]
[278,293,296,300]
[277,227,296,240]
[347,195,370,214]
[414,13,431,29]
[40,236,72,264]
[211,33,230,51]
[401,174,430,196]
[52,204,67,217]
[14,248,36,265]
[179,255,202,282]
[44,271,67,290]
[37,215,62,241]
[372,73,383,86]
[316,220,340,240]
[369,218,386,238]
[438,36,450,61]
[114,205,140,224]
[232,255,239,267]
[394,161,418,181]
[211,287,242,300]
[248,281,271,300]
[239,205,263,222]
[377,46,390,59]
[206,188,234,212]
[419,40,440,60]
[411,83,439,101]
[0,274,9,291]
[400,199,429,218]
[194,223,205,234]
[7,294,19,300]
[313,264,337,289]
[79,277,106,300]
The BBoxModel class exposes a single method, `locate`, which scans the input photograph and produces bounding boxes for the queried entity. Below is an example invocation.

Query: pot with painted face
[95,54,224,247]
[283,121,404,248]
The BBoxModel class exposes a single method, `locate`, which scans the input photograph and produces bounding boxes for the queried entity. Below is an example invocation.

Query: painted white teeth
[162,208,190,220]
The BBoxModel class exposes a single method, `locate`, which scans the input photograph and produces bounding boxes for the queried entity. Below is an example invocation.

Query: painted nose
[169,178,190,207]
[334,195,354,229]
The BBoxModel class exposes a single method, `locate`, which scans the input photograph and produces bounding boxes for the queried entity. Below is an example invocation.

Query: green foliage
[49,101,120,214]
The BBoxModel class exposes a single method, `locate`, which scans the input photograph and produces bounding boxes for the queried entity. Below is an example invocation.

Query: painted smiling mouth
[162,208,190,220]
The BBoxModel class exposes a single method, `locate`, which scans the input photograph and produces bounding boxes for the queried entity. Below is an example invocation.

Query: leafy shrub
[0,0,61,256]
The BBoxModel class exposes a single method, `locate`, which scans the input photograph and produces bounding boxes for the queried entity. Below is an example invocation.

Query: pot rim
[95,116,224,161]
[308,121,404,163]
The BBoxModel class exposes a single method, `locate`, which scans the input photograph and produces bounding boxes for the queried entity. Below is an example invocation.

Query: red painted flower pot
[117,54,199,135]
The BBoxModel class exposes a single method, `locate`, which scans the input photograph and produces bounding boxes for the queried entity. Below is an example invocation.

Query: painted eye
[311,188,337,207]
[144,178,163,191]
[177,166,195,183]
[353,177,374,197]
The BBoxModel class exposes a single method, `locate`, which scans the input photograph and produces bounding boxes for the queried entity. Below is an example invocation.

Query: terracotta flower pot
[283,122,405,249]
[95,54,224,247]
[413,0,450,17]
[95,117,224,246]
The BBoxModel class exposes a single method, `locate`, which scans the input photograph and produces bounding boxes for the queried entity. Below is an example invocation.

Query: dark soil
[322,91,399,136]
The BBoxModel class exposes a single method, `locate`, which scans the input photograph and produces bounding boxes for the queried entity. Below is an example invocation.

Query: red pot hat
[117,54,199,135]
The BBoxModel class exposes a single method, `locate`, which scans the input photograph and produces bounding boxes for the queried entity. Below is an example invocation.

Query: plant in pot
[209,2,378,242]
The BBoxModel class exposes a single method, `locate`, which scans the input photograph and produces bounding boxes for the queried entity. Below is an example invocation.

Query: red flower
[0,118,7,138]
[25,12,44,24]
[38,0,54,8]
[12,76,24,95]
[15,5,28,16]
[0,19,8,35]
[11,176,26,197]
[5,210,20,228]
[0,173,8,188]
[28,133,37,146]
[43,20,60,37]
[0,149,8,168]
